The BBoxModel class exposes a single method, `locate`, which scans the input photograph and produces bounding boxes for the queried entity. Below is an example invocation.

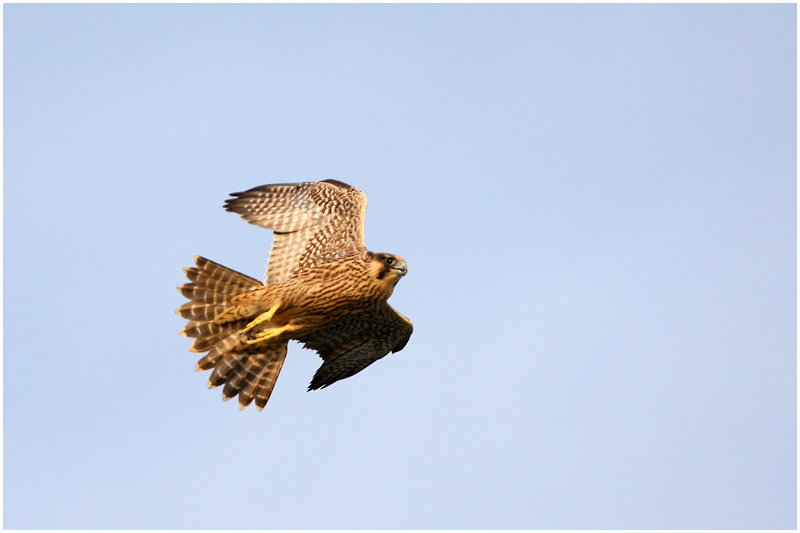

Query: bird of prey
[176,180,412,411]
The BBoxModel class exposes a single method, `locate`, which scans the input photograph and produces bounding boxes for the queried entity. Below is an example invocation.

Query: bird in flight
[176,180,412,411]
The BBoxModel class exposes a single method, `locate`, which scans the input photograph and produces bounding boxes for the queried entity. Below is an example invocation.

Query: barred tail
[176,256,287,411]
[211,344,288,411]
[176,256,260,354]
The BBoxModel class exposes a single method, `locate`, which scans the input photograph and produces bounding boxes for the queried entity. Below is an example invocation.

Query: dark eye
[385,257,395,265]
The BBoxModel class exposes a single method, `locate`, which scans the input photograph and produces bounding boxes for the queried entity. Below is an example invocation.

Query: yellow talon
[239,302,302,345]
[244,324,292,345]
[241,303,281,335]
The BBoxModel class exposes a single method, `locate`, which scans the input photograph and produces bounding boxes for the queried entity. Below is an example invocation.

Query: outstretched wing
[224,180,368,285]
[295,302,413,390]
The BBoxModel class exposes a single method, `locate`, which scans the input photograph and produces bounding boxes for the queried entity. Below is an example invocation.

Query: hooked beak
[391,259,408,276]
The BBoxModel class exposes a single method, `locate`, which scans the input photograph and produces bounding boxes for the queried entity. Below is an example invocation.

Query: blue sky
[4,3,796,529]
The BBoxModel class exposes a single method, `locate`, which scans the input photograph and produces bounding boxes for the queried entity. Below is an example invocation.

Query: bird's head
[369,252,408,287]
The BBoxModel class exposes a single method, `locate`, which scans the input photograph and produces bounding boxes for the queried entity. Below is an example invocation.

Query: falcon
[176,180,412,411]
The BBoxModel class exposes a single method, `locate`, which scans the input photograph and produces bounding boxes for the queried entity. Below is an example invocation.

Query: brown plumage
[176,180,412,411]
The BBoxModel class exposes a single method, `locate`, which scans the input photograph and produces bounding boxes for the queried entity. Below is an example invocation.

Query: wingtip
[223,195,243,212]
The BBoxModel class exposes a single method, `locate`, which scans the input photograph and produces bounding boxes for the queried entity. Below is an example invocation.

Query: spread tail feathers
[177,256,288,410]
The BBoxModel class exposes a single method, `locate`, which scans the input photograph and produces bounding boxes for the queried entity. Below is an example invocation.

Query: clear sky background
[4,4,796,529]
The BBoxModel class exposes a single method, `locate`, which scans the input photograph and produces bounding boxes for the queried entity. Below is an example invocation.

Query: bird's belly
[279,282,380,327]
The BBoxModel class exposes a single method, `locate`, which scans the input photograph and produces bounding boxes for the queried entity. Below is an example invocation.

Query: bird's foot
[240,303,281,335]
[242,324,300,345]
